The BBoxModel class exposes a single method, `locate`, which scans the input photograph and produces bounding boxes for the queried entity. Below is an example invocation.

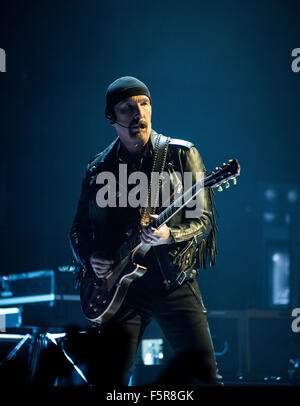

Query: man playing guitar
[69,76,225,385]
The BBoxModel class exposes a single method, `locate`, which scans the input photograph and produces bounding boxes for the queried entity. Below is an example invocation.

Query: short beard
[128,120,148,138]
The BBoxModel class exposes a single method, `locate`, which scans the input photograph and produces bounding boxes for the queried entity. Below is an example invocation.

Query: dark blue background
[1,0,299,310]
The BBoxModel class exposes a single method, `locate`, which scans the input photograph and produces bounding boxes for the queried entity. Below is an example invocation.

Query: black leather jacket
[69,130,217,288]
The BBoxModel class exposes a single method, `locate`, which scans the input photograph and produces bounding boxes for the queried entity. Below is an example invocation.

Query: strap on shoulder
[169,138,194,149]
[140,134,170,227]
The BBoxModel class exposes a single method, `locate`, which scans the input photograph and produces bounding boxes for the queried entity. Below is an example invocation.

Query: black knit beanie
[105,76,151,118]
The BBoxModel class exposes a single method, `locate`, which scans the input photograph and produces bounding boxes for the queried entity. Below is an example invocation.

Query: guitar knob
[215,167,219,171]
[222,162,226,166]
[217,185,223,192]
[225,182,230,188]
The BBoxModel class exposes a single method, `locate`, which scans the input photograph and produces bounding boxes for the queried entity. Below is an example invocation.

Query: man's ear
[107,118,115,126]
[105,107,115,125]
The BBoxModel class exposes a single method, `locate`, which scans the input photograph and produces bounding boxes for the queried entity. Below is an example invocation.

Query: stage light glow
[141,338,163,365]
[263,211,275,223]
[0,307,20,314]
[264,188,277,201]
[272,253,280,262]
[270,251,290,306]
[287,189,298,203]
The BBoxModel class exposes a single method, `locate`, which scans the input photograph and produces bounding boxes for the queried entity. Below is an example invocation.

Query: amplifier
[0,270,55,306]
[244,309,299,381]
[20,298,89,328]
[0,270,88,329]
[132,311,243,385]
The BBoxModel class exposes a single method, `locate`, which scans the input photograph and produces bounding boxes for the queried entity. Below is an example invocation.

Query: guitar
[80,159,241,324]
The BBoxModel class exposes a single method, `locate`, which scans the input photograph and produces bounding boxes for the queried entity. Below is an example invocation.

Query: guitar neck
[153,171,222,229]
[114,160,239,262]
[115,175,209,262]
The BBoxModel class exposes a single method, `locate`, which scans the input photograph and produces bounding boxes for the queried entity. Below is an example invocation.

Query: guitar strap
[140,133,171,227]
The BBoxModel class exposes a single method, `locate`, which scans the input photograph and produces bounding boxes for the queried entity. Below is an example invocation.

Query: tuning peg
[222,162,226,166]
[217,185,223,192]
[229,159,233,162]
[233,177,237,185]
[225,182,230,188]
[215,167,220,171]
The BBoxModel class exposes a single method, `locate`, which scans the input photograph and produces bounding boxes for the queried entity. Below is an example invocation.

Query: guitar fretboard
[114,162,237,263]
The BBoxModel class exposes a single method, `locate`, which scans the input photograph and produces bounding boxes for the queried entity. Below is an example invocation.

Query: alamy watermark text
[0,48,6,72]
[291,48,300,73]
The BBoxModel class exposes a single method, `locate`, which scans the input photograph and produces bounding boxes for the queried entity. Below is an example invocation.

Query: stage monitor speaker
[132,312,243,384]
[244,310,299,381]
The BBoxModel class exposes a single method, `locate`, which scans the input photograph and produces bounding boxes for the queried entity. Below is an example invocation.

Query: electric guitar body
[80,243,150,323]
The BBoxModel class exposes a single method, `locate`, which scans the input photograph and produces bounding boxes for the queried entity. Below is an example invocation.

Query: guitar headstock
[205,159,241,191]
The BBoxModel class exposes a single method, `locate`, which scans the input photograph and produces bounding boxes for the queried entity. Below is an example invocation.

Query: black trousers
[106,267,223,386]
